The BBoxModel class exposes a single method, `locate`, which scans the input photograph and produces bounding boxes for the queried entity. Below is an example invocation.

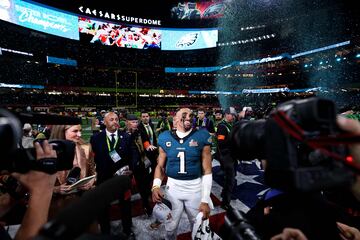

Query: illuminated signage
[79,18,161,49]
[171,1,226,20]
[162,29,218,50]
[0,0,79,40]
[0,82,44,89]
[242,88,290,94]
[78,6,161,26]
[47,56,77,66]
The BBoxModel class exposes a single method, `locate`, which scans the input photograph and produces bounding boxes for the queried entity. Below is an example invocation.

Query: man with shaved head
[90,111,136,239]
[151,108,213,239]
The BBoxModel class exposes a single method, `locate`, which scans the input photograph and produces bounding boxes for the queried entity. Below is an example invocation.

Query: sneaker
[149,220,162,230]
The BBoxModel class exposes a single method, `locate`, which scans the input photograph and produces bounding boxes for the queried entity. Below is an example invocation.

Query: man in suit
[138,111,158,174]
[126,114,153,217]
[90,111,136,239]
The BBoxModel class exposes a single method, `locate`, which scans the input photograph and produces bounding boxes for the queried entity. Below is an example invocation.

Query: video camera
[0,109,81,174]
[223,207,261,240]
[229,97,357,191]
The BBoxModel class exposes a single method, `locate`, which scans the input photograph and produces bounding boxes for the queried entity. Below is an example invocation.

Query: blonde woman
[48,125,96,218]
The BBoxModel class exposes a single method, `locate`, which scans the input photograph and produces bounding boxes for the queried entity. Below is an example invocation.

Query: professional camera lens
[230,119,267,161]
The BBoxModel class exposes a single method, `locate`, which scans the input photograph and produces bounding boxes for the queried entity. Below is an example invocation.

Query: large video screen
[171,1,226,20]
[79,17,161,49]
[162,29,218,50]
[0,0,79,40]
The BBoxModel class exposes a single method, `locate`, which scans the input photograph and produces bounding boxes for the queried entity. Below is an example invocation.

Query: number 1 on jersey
[177,151,187,174]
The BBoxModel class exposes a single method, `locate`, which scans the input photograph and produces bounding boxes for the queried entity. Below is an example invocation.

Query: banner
[0,0,79,40]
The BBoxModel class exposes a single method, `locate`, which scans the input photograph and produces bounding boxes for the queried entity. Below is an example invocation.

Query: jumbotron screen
[171,1,226,20]
[0,0,79,40]
[162,28,218,50]
[79,17,161,49]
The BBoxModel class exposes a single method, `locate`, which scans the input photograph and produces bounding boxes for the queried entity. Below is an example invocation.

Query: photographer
[268,116,360,240]
[232,99,360,240]
[2,140,57,240]
[156,112,172,135]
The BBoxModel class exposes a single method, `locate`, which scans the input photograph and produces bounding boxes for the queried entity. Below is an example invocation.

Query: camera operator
[156,112,172,135]
[268,116,360,240]
[1,140,57,240]
[246,116,360,240]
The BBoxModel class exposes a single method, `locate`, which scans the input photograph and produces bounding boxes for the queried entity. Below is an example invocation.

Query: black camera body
[230,97,355,191]
[224,208,261,240]
[0,109,79,174]
[4,140,75,174]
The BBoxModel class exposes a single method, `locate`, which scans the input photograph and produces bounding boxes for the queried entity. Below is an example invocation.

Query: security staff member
[216,107,236,210]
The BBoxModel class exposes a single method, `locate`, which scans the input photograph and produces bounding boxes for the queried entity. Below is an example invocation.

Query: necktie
[110,133,116,149]
[146,125,153,144]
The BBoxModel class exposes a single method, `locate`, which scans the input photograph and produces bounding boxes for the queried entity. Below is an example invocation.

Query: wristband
[151,185,160,192]
[201,174,212,204]
[153,178,162,188]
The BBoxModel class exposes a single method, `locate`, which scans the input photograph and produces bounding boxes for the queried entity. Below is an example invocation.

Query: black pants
[219,153,237,204]
[145,150,158,179]
[133,166,152,213]
[98,185,132,235]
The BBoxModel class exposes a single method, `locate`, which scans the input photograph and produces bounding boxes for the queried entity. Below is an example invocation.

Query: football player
[152,108,213,239]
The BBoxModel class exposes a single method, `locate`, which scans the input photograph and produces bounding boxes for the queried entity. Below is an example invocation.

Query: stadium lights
[356,53,360,58]
[217,33,275,47]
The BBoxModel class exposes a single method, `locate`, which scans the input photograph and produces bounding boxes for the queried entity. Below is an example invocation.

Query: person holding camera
[156,112,172,135]
[152,108,213,239]
[3,140,57,240]
[239,99,360,240]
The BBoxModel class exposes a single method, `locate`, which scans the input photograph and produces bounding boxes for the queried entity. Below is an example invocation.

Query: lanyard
[106,135,119,152]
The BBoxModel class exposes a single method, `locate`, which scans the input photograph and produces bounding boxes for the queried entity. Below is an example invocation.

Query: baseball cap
[23,123,32,130]
[153,198,172,223]
[224,107,237,115]
[126,114,138,121]
[242,106,253,112]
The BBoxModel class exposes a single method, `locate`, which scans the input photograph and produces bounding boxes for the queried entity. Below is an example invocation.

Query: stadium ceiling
[27,0,170,19]
[25,0,358,28]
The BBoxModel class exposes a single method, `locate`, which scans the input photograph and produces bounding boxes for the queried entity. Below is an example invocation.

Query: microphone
[36,175,131,239]
[66,167,81,185]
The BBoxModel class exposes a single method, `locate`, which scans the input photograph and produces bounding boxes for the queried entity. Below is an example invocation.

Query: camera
[229,97,356,191]
[0,109,80,174]
[223,207,261,240]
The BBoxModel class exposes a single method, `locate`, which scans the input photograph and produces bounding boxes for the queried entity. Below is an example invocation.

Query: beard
[183,121,192,131]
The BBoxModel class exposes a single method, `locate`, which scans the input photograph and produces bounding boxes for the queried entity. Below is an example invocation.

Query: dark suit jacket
[138,122,157,147]
[90,130,137,184]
